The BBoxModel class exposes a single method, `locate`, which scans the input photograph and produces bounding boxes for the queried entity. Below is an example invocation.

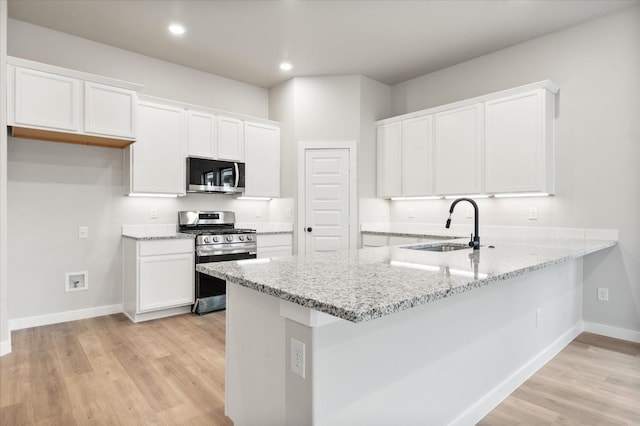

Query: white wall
[359,77,391,225]
[5,20,290,322]
[388,7,640,333]
[8,19,268,117]
[269,75,391,252]
[1,0,10,355]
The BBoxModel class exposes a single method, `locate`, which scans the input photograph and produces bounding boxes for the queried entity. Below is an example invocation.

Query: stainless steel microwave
[186,157,245,194]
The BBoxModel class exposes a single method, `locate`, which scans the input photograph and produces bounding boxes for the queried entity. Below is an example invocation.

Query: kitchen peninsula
[198,237,615,425]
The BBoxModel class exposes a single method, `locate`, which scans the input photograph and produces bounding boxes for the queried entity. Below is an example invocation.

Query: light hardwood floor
[1,314,638,425]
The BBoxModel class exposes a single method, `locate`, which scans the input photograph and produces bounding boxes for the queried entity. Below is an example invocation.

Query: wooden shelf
[11,126,134,149]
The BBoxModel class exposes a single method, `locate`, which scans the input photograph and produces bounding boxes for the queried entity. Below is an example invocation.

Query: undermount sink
[403,243,470,252]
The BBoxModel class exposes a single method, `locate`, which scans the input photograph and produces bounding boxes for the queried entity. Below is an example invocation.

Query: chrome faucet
[445,198,480,250]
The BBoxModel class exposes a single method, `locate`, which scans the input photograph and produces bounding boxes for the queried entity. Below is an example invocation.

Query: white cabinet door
[434,104,483,195]
[187,110,217,158]
[485,89,554,194]
[377,122,402,197]
[217,116,244,161]
[130,101,185,195]
[402,115,433,196]
[244,121,280,197]
[84,81,136,139]
[138,253,194,312]
[12,66,81,132]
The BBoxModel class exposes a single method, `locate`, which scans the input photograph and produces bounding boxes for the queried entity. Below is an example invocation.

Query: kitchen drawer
[257,233,292,248]
[388,236,420,246]
[362,234,388,247]
[139,239,193,256]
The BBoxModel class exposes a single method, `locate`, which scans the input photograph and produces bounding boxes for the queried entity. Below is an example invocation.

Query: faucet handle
[468,233,474,247]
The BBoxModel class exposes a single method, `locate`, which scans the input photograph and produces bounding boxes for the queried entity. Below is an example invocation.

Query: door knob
[306,227,313,232]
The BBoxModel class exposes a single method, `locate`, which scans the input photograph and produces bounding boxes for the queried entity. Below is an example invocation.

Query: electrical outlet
[408,208,415,219]
[535,308,541,328]
[256,207,263,218]
[290,338,305,378]
[465,207,473,219]
[284,208,292,219]
[597,287,609,302]
[528,207,538,220]
[150,207,159,219]
[78,226,89,239]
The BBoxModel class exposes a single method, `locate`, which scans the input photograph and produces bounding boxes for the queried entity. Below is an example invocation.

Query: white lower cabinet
[123,238,195,323]
[257,234,292,258]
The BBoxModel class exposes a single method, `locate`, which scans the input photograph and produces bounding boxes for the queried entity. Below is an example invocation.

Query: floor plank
[480,332,640,425]
[1,314,637,425]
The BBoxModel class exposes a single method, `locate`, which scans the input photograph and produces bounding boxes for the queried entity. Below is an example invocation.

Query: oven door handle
[196,244,257,258]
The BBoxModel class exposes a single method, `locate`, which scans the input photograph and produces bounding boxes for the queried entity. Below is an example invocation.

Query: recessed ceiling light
[168,23,186,36]
[279,62,292,71]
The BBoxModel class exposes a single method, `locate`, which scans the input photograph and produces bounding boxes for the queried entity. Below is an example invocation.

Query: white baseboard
[9,304,123,331]
[0,338,11,357]
[449,323,583,426]
[583,321,640,343]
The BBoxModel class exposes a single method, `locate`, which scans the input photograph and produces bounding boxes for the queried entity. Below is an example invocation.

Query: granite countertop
[363,230,454,239]
[197,238,616,323]
[122,232,195,241]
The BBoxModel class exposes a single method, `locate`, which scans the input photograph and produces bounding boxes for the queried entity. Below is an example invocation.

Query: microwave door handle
[234,163,240,189]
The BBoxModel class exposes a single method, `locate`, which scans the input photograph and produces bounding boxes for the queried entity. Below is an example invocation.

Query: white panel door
[138,253,195,312]
[376,122,402,197]
[217,116,244,161]
[187,110,217,158]
[402,115,433,196]
[304,149,350,253]
[13,67,81,132]
[244,121,280,197]
[434,104,483,195]
[133,101,185,195]
[84,81,136,139]
[485,90,545,193]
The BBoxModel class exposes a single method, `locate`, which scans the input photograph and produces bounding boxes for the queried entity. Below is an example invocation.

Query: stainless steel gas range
[178,211,257,314]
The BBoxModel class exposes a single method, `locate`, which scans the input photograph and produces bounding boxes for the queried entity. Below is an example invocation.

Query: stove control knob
[226,235,233,242]
[203,236,210,243]
[246,235,253,241]
[212,236,219,243]
[239,235,245,241]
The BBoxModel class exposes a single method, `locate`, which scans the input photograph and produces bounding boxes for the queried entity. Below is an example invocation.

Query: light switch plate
[528,207,538,220]
[78,226,89,239]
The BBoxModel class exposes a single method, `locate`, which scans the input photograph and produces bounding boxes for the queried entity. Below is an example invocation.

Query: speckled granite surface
[122,232,195,241]
[197,238,616,323]
[362,230,453,240]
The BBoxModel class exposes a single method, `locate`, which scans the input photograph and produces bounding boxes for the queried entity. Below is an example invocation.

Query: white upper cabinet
[434,104,484,195]
[377,122,402,197]
[244,121,281,198]
[402,115,434,196]
[187,110,217,158]
[485,88,555,194]
[217,116,244,161]
[376,80,558,198]
[84,81,136,139]
[11,66,81,132]
[7,57,142,148]
[126,100,186,195]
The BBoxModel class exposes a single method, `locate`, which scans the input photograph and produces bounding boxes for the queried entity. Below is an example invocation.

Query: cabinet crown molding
[8,56,144,92]
[377,80,558,125]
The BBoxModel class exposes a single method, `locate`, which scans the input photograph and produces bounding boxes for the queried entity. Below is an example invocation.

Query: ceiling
[7,0,639,88]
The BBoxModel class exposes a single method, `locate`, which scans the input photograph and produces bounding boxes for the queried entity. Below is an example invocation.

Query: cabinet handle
[306,227,313,232]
